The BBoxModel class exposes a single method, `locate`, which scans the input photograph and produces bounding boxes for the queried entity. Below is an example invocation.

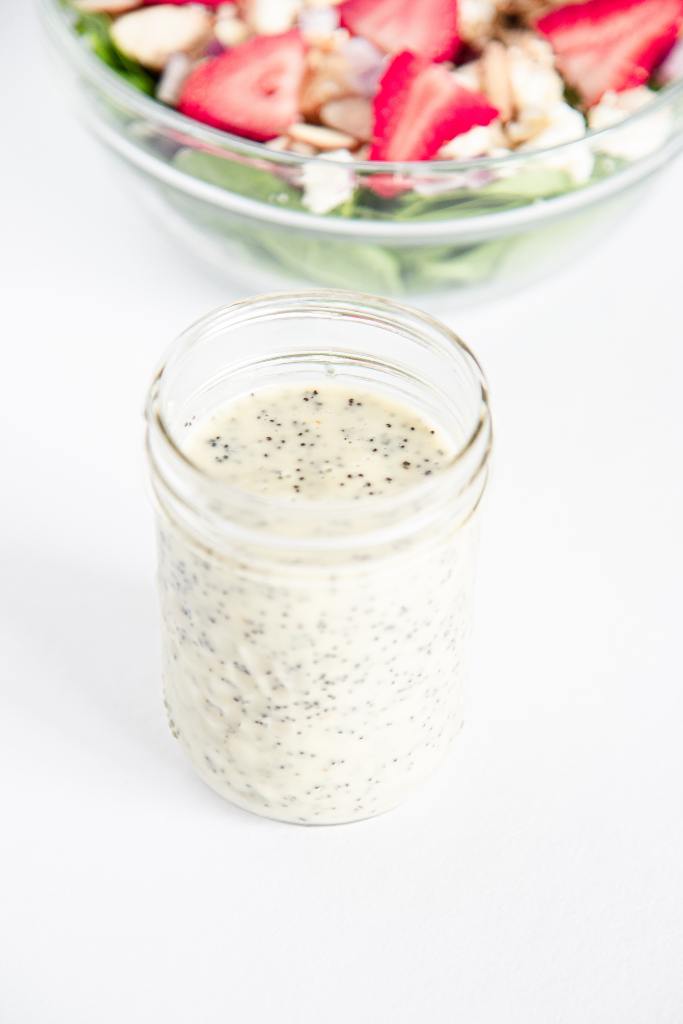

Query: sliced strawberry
[340,0,459,63]
[536,0,683,107]
[178,31,306,141]
[144,1,228,5]
[370,51,499,162]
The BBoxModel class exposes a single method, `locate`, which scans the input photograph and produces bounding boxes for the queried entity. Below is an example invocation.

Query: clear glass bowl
[41,0,683,302]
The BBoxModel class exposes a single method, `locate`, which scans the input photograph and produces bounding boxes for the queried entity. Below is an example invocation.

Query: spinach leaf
[253,232,402,293]
[480,167,574,198]
[173,149,305,209]
[591,153,626,180]
[72,10,156,95]
[399,239,510,287]
[352,165,575,223]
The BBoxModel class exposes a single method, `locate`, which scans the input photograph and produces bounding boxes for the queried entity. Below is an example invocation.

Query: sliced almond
[288,141,318,156]
[320,97,372,142]
[156,52,191,105]
[239,0,301,34]
[264,136,291,152]
[481,41,514,123]
[111,6,214,72]
[314,28,350,53]
[214,16,250,48]
[457,0,497,46]
[299,50,353,117]
[288,122,356,151]
[505,110,550,146]
[75,0,142,12]
[497,28,555,67]
[439,121,506,159]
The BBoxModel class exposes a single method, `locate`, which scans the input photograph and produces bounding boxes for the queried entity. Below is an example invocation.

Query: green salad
[59,0,678,292]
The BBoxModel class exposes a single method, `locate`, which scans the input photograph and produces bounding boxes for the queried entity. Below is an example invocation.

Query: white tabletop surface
[2,5,683,1022]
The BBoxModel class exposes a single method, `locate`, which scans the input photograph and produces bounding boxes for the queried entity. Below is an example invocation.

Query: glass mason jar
[145,291,492,825]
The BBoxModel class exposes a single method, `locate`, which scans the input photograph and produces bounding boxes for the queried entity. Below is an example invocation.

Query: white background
[2,5,683,1022]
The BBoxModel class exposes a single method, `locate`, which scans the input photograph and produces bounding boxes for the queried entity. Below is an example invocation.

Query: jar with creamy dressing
[146,291,492,824]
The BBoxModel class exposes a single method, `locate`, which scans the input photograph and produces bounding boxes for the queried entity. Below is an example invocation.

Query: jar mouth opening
[145,290,492,545]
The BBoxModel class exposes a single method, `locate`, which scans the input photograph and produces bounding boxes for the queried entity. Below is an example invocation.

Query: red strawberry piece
[536,0,683,107]
[370,51,499,162]
[178,30,306,141]
[340,0,460,63]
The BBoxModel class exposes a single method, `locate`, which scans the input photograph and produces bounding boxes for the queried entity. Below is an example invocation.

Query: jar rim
[145,290,492,550]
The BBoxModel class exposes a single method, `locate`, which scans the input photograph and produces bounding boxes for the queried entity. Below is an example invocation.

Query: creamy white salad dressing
[158,383,478,823]
[183,384,454,499]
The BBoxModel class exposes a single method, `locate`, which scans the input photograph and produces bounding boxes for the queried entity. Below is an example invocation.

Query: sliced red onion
[412,173,470,195]
[203,37,226,57]
[463,168,496,188]
[412,168,495,195]
[341,37,386,97]
[658,40,683,84]
[156,52,192,105]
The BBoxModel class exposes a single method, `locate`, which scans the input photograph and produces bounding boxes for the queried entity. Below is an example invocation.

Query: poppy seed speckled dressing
[184,385,453,499]
[158,385,476,823]
[147,292,491,825]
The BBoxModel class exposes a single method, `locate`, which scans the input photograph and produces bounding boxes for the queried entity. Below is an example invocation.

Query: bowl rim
[41,0,683,175]
[89,108,683,240]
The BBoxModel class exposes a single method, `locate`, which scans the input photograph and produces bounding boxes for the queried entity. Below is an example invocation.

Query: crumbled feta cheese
[506,109,550,146]
[588,88,671,161]
[523,102,586,147]
[439,122,507,160]
[300,150,356,213]
[507,45,564,113]
[503,30,556,69]
[521,101,593,183]
[298,5,340,40]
